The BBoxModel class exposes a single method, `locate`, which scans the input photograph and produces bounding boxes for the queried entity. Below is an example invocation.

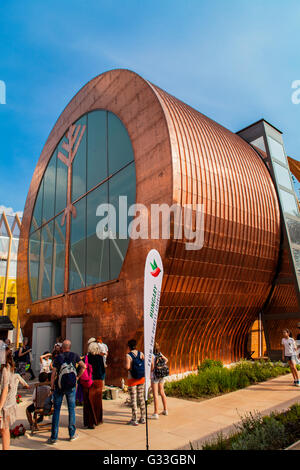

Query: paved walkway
[10,373,300,450]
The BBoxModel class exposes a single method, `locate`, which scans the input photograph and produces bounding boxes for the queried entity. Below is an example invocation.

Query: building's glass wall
[29,110,136,301]
[86,182,109,286]
[266,131,300,288]
[0,214,21,326]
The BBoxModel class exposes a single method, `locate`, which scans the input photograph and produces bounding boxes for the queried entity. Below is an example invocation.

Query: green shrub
[201,432,230,450]
[202,407,297,450]
[231,417,287,450]
[165,360,290,399]
[198,359,224,371]
[235,411,263,434]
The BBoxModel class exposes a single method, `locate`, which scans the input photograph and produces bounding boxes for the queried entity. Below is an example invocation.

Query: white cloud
[0,205,23,218]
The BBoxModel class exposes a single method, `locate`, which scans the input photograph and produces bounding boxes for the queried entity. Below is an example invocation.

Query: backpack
[129,351,145,379]
[79,355,93,389]
[154,353,169,379]
[57,355,77,392]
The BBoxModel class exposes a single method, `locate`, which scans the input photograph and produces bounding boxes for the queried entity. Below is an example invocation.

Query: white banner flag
[144,249,164,401]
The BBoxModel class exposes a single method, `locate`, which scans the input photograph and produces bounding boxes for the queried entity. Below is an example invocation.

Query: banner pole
[145,399,149,450]
[144,249,163,453]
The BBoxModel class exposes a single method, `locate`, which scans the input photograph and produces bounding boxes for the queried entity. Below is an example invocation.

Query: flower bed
[199,404,300,450]
[165,359,291,399]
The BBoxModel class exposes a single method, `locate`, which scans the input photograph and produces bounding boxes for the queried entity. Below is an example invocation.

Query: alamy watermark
[0,80,6,104]
[95,197,205,251]
[291,80,300,104]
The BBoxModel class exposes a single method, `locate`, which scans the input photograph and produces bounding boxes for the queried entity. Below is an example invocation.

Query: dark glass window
[292,247,300,277]
[108,112,133,175]
[286,218,300,245]
[109,162,136,279]
[86,183,109,285]
[87,111,107,191]
[72,115,87,201]
[29,229,41,302]
[31,180,44,232]
[55,139,68,214]
[29,109,135,301]
[39,221,54,299]
[42,153,56,224]
[52,216,66,296]
[69,198,86,291]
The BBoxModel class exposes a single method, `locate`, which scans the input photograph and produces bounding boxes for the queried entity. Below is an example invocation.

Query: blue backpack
[129,351,145,379]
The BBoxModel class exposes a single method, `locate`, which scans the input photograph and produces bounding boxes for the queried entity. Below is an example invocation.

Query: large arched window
[29,110,136,301]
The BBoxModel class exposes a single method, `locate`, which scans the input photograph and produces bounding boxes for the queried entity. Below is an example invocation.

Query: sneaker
[296,381,300,387]
[162,410,168,416]
[127,420,138,426]
[149,413,159,420]
[139,418,146,424]
[47,438,57,445]
[69,433,79,441]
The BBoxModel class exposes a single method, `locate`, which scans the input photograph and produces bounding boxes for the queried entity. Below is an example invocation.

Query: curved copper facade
[18,69,289,384]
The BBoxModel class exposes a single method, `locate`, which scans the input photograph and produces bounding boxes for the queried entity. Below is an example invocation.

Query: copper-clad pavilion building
[17,69,300,382]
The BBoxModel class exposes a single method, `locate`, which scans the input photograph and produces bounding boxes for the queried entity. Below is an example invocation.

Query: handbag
[154,353,169,379]
[79,355,93,388]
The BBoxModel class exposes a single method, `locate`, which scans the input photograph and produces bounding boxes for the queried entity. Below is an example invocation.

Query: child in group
[96,337,108,367]
[282,328,300,386]
[26,372,52,430]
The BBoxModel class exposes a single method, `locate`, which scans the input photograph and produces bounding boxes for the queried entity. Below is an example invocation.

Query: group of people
[3,326,300,450]
[125,339,168,425]
[0,333,169,449]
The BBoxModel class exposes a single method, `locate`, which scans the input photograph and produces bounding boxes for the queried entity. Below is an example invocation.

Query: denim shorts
[152,377,165,384]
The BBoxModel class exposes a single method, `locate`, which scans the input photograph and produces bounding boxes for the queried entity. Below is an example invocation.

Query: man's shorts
[27,403,35,413]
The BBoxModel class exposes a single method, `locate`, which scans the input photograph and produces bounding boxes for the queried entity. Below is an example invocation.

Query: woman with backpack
[149,342,169,420]
[125,339,146,426]
[81,338,106,429]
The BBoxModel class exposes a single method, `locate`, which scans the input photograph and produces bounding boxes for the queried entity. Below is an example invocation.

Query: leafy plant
[231,417,287,450]
[200,404,300,450]
[198,359,224,371]
[165,360,290,399]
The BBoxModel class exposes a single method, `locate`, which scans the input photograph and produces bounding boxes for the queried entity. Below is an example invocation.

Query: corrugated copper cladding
[147,82,282,369]
[18,69,299,383]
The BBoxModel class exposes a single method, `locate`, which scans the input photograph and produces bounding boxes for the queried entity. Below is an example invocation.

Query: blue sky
[0,0,299,214]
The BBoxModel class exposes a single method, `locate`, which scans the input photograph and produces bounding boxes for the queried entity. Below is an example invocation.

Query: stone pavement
[10,373,300,450]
